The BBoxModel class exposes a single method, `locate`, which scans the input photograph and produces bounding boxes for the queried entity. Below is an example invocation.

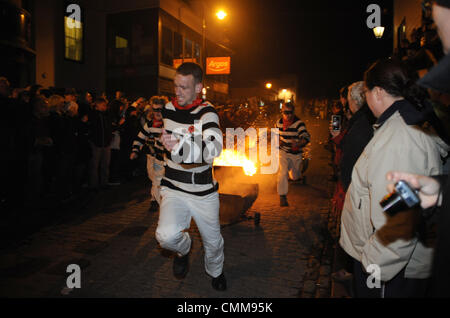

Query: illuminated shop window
[64,16,83,62]
[115,36,128,48]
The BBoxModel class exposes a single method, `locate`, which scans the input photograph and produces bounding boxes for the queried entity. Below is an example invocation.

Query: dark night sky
[220,0,394,99]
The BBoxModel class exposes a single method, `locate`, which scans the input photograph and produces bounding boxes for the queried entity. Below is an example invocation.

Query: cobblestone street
[0,115,336,298]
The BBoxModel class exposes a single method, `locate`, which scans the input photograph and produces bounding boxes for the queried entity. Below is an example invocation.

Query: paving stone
[118,226,149,237]
[0,257,52,278]
[93,224,124,234]
[0,115,336,298]
[302,280,317,295]
[73,240,109,255]
[45,258,91,276]
[320,265,331,276]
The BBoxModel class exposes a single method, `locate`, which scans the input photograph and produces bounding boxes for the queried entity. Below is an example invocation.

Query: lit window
[115,36,128,48]
[64,16,83,62]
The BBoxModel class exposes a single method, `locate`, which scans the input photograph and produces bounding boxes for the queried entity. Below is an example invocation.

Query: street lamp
[265,83,272,89]
[202,8,227,70]
[216,10,227,20]
[373,26,385,39]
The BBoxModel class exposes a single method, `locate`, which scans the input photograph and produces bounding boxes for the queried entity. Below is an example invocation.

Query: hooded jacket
[339,99,449,281]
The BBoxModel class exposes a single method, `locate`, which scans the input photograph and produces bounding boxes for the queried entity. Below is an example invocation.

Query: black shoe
[173,242,192,279]
[148,200,159,212]
[280,195,289,207]
[212,272,227,291]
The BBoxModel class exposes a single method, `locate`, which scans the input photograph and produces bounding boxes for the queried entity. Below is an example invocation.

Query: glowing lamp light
[216,10,227,20]
[266,83,272,89]
[373,26,385,39]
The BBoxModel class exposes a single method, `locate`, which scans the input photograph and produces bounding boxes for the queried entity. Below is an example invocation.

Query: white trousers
[146,155,164,204]
[277,150,303,196]
[155,187,224,278]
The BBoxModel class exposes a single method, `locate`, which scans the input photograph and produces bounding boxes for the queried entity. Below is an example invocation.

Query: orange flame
[213,149,257,176]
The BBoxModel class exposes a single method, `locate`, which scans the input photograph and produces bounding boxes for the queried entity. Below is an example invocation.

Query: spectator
[47,94,65,196]
[64,88,78,112]
[108,99,125,185]
[0,77,15,207]
[330,81,375,283]
[119,104,141,181]
[27,96,53,202]
[387,0,450,297]
[339,58,449,297]
[87,97,113,191]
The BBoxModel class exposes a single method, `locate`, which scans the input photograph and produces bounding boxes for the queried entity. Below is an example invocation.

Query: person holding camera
[384,0,450,298]
[385,171,448,297]
[339,58,449,298]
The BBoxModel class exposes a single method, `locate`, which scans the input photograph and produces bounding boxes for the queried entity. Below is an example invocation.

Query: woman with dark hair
[339,58,449,298]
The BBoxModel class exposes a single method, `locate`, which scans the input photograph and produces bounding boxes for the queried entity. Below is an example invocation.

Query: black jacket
[419,52,450,297]
[339,104,375,191]
[88,109,113,148]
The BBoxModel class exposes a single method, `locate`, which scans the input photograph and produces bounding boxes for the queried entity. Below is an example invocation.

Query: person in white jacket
[339,58,449,297]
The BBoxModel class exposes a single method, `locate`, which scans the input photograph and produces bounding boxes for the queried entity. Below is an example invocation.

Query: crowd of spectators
[0,79,155,211]
[326,52,450,297]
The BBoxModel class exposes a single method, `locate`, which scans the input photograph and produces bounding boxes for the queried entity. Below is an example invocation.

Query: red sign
[206,57,231,75]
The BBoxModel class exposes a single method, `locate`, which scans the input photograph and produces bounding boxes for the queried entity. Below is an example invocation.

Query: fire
[213,149,257,176]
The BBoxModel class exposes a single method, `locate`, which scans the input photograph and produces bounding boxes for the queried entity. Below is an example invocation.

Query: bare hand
[329,124,340,138]
[386,171,442,209]
[161,129,179,152]
[330,130,340,138]
[130,152,138,160]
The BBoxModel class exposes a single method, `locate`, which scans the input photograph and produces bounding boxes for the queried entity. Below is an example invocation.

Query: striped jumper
[161,99,223,196]
[275,116,311,154]
[132,119,165,164]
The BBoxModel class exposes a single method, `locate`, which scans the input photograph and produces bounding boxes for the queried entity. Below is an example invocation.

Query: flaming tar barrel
[213,166,259,226]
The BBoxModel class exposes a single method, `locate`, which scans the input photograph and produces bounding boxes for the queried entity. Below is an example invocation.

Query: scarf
[172,97,203,110]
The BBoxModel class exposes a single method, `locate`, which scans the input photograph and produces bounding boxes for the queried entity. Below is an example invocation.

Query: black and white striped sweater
[161,99,223,196]
[132,119,165,164]
[275,116,310,154]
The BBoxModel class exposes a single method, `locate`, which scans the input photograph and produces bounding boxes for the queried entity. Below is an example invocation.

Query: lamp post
[202,7,227,70]
[373,26,385,39]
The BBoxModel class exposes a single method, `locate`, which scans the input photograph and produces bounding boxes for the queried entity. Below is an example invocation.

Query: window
[194,42,201,63]
[115,36,128,48]
[161,26,173,66]
[64,15,83,62]
[132,23,156,65]
[184,38,193,59]
[108,31,130,65]
[174,31,183,59]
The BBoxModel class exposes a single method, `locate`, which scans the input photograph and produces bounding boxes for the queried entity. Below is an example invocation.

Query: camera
[380,180,421,216]
[331,115,341,131]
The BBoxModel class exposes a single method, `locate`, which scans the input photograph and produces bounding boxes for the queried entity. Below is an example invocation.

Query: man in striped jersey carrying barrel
[156,62,227,291]
[276,102,311,207]
[130,96,167,212]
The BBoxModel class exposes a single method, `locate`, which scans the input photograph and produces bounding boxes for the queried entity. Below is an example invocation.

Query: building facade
[393,0,443,75]
[1,0,232,103]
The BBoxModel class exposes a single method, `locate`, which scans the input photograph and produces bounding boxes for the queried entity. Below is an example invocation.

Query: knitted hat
[436,0,450,8]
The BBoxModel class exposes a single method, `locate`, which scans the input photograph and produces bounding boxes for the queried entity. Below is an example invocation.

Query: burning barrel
[213,150,259,225]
